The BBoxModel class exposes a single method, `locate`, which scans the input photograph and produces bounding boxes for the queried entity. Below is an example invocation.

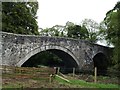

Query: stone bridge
[0,32,112,71]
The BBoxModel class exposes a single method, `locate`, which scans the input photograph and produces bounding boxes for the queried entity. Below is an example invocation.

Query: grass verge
[55,75,120,88]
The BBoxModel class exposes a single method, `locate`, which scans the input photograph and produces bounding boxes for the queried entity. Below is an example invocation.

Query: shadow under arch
[93,52,108,75]
[16,45,80,73]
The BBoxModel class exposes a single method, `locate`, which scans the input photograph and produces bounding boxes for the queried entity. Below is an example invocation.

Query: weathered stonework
[1,32,112,70]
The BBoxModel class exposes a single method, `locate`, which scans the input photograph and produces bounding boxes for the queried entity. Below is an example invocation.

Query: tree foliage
[104,1,120,68]
[2,1,39,35]
[81,19,99,43]
[40,20,99,43]
[39,25,67,37]
[104,2,120,45]
[66,24,89,39]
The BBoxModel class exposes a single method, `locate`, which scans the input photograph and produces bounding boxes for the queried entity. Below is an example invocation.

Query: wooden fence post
[49,74,52,83]
[94,67,97,83]
[73,68,75,77]
[57,67,60,74]
[4,65,6,74]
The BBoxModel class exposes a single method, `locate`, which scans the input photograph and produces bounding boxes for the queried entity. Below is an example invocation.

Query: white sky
[37,0,119,29]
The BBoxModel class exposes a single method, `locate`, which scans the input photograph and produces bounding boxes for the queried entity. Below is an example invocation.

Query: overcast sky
[37,0,119,29]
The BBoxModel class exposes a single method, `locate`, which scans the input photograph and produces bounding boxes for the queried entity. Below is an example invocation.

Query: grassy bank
[55,75,120,88]
[2,66,120,89]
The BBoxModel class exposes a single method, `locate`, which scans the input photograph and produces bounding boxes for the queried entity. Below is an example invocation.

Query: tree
[2,1,39,35]
[97,21,109,45]
[81,19,99,43]
[52,25,66,37]
[66,24,89,39]
[104,1,120,69]
[67,25,81,38]
[80,25,89,39]
[40,25,67,37]
[104,3,120,45]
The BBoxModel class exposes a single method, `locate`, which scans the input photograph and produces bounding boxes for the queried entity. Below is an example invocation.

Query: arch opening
[21,49,79,73]
[93,53,108,75]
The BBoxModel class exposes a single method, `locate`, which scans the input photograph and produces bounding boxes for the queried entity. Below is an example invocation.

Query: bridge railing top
[1,31,90,42]
[1,31,113,48]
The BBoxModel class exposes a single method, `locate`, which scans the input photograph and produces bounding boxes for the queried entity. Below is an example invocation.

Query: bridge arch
[93,52,108,74]
[16,45,80,69]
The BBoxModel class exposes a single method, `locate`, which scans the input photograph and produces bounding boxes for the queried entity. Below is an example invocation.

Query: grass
[2,66,120,89]
[55,75,120,88]
[71,79,119,88]
[3,83,23,89]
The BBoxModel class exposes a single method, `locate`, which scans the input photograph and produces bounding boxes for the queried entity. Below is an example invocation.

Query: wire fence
[1,65,56,75]
[56,67,120,78]
[1,66,119,84]
[53,67,119,84]
[1,66,120,78]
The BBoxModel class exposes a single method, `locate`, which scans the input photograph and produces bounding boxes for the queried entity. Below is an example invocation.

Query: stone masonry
[1,32,112,70]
